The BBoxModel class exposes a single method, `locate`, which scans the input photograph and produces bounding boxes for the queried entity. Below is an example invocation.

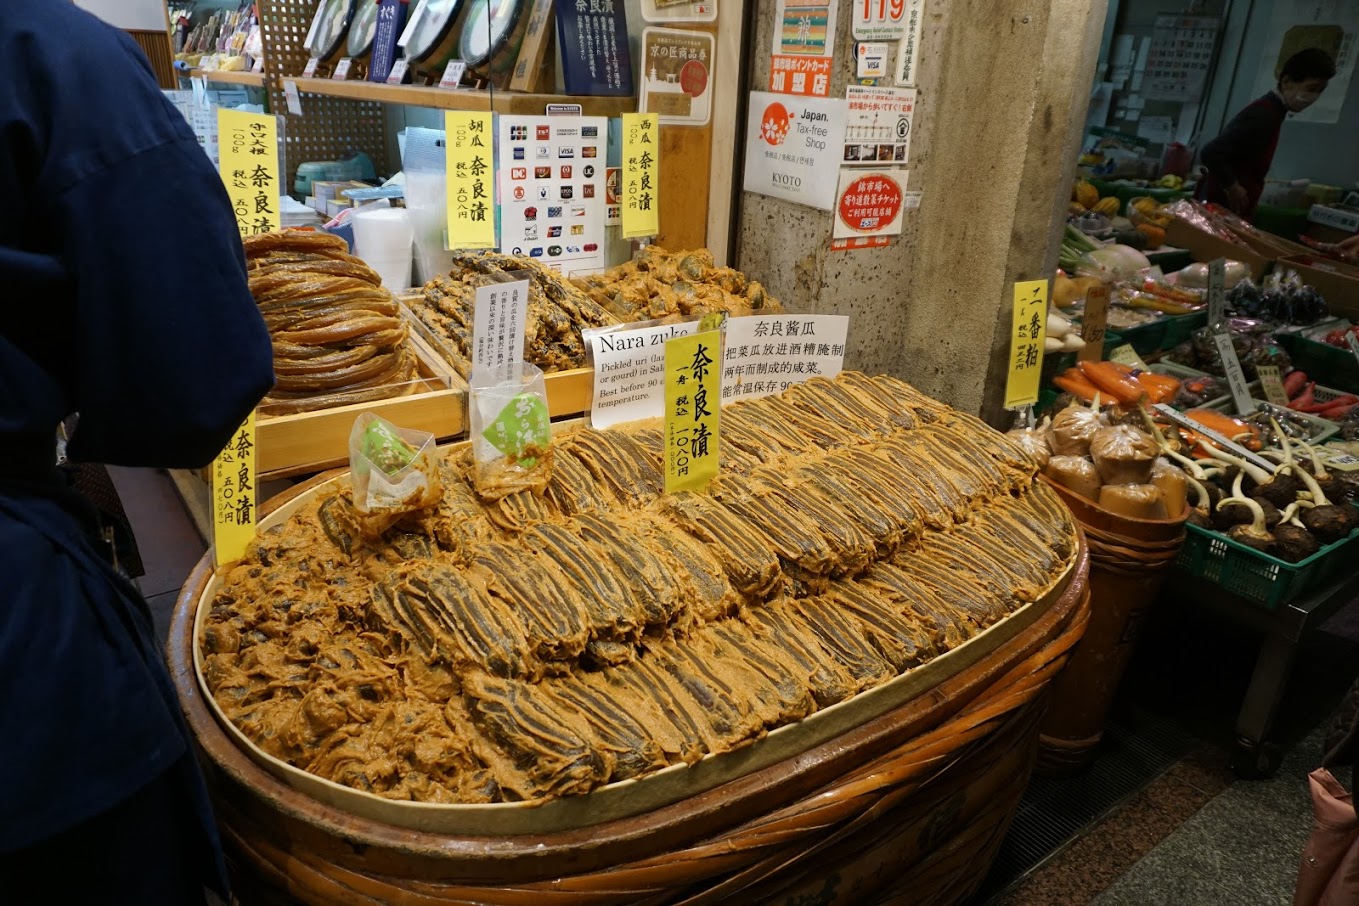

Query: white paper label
[301,56,320,78]
[440,60,467,89]
[386,60,409,85]
[1207,258,1227,328]
[1256,365,1289,407]
[893,0,925,86]
[471,280,530,382]
[743,92,848,211]
[843,85,915,166]
[584,320,703,428]
[721,314,849,403]
[902,190,922,209]
[283,80,303,116]
[1108,343,1149,371]
[854,0,912,40]
[1212,330,1256,416]
[332,57,353,81]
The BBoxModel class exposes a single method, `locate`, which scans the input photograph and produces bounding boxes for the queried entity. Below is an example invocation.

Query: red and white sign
[853,0,908,40]
[831,168,907,240]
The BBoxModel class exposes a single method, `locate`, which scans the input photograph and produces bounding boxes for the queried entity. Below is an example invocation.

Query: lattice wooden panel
[258,0,391,193]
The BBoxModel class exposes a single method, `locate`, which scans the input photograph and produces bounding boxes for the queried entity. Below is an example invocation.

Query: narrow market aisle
[979,592,1359,906]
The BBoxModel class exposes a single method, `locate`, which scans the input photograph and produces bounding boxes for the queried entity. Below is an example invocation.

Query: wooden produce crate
[256,332,466,478]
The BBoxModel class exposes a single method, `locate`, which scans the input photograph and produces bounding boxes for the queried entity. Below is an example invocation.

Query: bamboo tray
[256,331,467,478]
[170,471,1092,902]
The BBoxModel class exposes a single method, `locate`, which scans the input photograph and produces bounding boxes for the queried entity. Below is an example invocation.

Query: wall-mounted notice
[831,168,906,240]
[721,314,849,403]
[217,109,280,237]
[584,319,703,428]
[471,279,529,382]
[893,0,924,86]
[842,84,915,166]
[497,115,609,273]
[445,111,495,249]
[853,0,909,40]
[640,27,715,126]
[769,0,839,98]
[743,91,847,210]
[641,0,716,24]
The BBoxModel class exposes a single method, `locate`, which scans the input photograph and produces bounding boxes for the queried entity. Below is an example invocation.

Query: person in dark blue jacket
[0,4,274,901]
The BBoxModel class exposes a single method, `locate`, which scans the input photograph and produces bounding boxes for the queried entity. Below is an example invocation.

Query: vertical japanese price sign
[213,110,271,565]
[217,109,280,237]
[211,412,257,568]
[665,330,720,493]
[445,111,496,249]
[622,113,660,238]
[1004,279,1048,409]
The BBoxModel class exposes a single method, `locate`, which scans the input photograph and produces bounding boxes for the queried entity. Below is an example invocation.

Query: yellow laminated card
[664,330,720,493]
[212,411,257,568]
[217,109,280,237]
[445,111,496,249]
[1004,279,1049,409]
[621,112,660,239]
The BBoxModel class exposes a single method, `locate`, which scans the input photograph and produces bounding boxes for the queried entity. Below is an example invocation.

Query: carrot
[1184,408,1262,451]
[1134,371,1180,403]
[1078,360,1147,406]
[1283,370,1309,397]
[1053,369,1100,402]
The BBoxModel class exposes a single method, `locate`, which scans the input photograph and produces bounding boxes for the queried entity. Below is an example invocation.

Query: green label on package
[483,393,551,467]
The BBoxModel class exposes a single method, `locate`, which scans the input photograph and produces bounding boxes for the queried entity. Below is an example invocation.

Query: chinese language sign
[665,330,720,492]
[843,85,915,166]
[445,111,495,249]
[1004,280,1048,409]
[496,115,609,274]
[769,0,839,98]
[721,314,849,402]
[584,319,702,428]
[471,279,529,382]
[640,27,715,126]
[212,412,256,568]
[622,112,660,238]
[217,109,279,237]
[743,91,847,211]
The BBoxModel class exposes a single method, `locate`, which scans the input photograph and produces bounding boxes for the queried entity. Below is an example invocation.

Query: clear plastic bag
[348,413,443,537]
[469,361,553,500]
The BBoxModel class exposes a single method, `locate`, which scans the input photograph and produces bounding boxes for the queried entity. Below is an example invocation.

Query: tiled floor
[108,466,1357,906]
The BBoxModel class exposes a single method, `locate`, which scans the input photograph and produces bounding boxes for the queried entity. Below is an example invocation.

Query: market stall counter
[170,372,1091,904]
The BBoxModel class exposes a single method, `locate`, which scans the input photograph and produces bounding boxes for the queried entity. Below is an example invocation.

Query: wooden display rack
[284,76,636,117]
[188,69,268,88]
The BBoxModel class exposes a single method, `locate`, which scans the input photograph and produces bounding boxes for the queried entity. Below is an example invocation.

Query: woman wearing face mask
[1197,47,1335,217]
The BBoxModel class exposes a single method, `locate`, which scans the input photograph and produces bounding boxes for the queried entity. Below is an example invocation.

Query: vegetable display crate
[1161,312,1208,350]
[1203,397,1339,445]
[1274,333,1359,394]
[1175,520,1359,611]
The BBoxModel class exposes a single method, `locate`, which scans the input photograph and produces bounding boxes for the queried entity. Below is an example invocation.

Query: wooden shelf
[284,76,636,116]
[189,69,267,87]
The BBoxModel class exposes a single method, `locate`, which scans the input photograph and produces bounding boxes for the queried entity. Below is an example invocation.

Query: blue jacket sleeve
[59,137,276,468]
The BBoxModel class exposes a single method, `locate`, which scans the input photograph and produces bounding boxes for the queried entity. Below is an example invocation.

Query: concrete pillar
[736,0,1107,424]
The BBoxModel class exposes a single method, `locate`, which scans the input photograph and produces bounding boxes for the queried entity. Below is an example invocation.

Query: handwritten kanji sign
[665,330,721,492]
[217,109,279,238]
[622,112,660,238]
[212,411,257,567]
[1004,279,1048,409]
[445,111,496,249]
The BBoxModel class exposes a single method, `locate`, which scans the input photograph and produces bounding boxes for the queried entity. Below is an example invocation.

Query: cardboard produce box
[1227,224,1312,262]
[1280,254,1359,319]
[1164,218,1269,281]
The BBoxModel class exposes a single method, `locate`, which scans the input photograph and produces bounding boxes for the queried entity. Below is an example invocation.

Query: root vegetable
[1216,475,1274,553]
[1272,505,1320,563]
[1292,465,1359,544]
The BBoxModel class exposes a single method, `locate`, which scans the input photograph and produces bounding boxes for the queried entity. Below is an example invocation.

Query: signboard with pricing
[1004,280,1049,409]
[664,330,721,493]
[211,412,257,567]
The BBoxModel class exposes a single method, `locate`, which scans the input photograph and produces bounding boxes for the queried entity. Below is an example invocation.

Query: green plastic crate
[1161,311,1207,350]
[1275,333,1359,394]
[1175,517,1359,610]
[1106,318,1169,356]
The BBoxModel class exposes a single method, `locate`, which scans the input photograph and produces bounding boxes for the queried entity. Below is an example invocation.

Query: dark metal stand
[1172,569,1359,779]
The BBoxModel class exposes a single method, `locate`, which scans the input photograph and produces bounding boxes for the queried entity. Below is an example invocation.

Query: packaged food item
[348,413,443,537]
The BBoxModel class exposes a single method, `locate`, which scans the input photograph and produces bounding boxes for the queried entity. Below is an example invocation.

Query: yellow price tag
[212,411,257,568]
[217,109,280,238]
[445,111,496,249]
[621,112,660,239]
[1108,344,1150,371]
[664,330,720,493]
[1004,279,1049,409]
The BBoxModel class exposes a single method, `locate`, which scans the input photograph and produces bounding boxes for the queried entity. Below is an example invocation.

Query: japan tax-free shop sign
[742,91,847,211]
